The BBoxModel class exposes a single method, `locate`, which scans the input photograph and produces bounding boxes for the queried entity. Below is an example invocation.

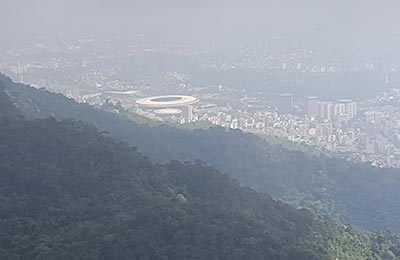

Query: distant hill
[2,73,400,233]
[3,106,400,259]
[0,79,19,118]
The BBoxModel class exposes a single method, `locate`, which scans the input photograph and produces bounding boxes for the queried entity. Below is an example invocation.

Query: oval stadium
[136,95,199,108]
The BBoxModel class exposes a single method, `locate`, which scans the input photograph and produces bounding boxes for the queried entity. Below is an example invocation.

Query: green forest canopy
[3,73,400,233]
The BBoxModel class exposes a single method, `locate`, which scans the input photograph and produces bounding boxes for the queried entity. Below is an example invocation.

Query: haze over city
[2,1,400,259]
[2,1,400,44]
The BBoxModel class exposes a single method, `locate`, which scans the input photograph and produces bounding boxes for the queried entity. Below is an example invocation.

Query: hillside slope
[3,109,400,259]
[2,73,400,232]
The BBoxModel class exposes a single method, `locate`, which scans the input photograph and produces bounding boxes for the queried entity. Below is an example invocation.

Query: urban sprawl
[2,35,400,168]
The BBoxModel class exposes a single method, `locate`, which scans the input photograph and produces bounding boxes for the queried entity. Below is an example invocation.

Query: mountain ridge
[2,73,400,233]
[2,109,398,259]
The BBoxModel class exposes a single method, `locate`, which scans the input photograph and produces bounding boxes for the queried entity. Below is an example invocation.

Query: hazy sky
[2,0,400,46]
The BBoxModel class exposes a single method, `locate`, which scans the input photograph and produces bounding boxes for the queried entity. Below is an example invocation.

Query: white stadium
[136,95,199,108]
[136,95,199,123]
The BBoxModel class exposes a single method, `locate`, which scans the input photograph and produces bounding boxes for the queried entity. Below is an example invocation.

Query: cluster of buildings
[1,36,400,168]
[64,85,399,168]
[278,94,358,122]
[189,91,400,168]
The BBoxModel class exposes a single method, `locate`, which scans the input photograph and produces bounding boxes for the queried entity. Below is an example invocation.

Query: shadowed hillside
[2,73,400,233]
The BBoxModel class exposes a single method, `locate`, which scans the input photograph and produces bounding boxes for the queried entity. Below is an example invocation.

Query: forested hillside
[2,96,399,259]
[2,73,400,233]
[0,79,19,117]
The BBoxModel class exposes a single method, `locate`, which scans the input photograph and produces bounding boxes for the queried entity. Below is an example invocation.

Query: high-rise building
[307,96,320,118]
[182,105,194,123]
[278,93,294,115]
[230,118,239,129]
[345,102,357,119]
[338,99,358,119]
[334,103,346,116]
[347,102,357,119]
[319,102,334,122]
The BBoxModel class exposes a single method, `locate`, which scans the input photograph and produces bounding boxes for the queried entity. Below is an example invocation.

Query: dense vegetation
[3,73,400,233]
[0,79,19,117]
[3,93,400,259]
